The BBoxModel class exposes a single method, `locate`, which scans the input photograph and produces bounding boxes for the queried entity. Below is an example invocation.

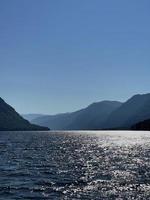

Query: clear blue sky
[0,0,150,114]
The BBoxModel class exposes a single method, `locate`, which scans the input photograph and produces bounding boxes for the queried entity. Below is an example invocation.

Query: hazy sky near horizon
[0,0,150,114]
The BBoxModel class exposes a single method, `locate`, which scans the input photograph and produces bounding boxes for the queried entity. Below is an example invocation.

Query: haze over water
[0,131,150,199]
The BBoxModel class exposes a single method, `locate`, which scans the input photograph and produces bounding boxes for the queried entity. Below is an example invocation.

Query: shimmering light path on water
[0,131,150,199]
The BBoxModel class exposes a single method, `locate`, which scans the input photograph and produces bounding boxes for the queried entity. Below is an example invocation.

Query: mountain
[66,101,122,130]
[132,119,150,131]
[32,112,80,130]
[104,93,150,129]
[31,101,122,130]
[22,114,45,121]
[0,97,49,131]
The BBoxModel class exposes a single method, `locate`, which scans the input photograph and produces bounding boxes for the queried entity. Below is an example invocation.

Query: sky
[0,0,150,114]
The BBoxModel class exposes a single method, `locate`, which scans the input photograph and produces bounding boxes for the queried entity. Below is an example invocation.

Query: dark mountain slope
[104,94,150,129]
[66,101,122,130]
[132,119,150,131]
[0,97,49,131]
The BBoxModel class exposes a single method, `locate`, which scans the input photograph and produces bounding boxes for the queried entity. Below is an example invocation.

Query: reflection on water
[0,131,150,199]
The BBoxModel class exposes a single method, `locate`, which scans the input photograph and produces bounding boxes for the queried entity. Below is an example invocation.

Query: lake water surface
[0,131,150,199]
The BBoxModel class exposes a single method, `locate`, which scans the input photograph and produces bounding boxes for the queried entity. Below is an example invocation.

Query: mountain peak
[105,93,150,129]
[130,93,150,100]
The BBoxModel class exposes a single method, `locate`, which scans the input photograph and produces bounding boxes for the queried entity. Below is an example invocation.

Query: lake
[0,131,150,199]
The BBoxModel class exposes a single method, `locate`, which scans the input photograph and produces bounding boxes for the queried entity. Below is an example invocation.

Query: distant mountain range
[1,93,150,131]
[27,93,150,131]
[0,97,49,131]
[22,114,44,121]
[30,101,122,130]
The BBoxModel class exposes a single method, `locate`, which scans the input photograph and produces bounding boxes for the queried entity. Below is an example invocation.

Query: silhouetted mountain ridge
[31,93,150,130]
[104,93,150,129]
[66,101,122,130]
[32,101,122,130]
[0,97,49,131]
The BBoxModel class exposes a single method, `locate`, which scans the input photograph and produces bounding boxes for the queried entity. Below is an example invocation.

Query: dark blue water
[0,131,150,199]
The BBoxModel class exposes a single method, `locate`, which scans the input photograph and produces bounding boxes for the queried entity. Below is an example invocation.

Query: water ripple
[0,131,150,199]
